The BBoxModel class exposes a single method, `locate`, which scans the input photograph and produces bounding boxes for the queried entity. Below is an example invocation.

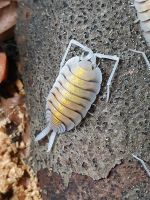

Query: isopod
[134,0,150,46]
[35,39,119,152]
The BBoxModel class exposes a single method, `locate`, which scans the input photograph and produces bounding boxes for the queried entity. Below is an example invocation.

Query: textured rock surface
[37,161,150,200]
[16,0,150,195]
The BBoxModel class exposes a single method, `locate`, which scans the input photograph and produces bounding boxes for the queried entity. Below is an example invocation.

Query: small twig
[132,154,150,177]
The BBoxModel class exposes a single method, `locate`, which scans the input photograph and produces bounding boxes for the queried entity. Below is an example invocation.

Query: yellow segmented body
[46,59,102,133]
[134,0,150,46]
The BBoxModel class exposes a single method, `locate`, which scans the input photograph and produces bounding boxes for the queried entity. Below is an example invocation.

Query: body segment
[134,0,150,46]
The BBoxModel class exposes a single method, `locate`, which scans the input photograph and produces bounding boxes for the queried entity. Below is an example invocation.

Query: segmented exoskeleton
[134,0,150,46]
[35,40,119,152]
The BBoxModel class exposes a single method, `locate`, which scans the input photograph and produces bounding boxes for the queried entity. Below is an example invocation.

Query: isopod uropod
[35,39,119,152]
[134,0,150,46]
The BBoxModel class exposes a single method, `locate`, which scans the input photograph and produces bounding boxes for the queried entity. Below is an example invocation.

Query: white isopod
[35,39,119,152]
[134,0,150,46]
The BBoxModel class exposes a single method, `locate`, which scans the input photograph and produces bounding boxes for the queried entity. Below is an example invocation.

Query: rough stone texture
[16,0,150,195]
[37,161,150,200]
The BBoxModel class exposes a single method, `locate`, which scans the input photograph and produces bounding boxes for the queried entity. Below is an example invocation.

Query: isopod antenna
[60,39,94,69]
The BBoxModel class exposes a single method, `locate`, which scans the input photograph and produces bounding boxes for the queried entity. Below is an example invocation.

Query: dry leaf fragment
[0,2,17,34]
[0,53,7,83]
[0,93,30,156]
[0,1,10,9]
[0,1,18,41]
[16,79,25,95]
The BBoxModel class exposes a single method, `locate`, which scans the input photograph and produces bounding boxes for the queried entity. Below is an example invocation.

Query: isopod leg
[60,39,93,69]
[35,124,51,141]
[132,154,150,177]
[129,49,150,70]
[47,131,57,152]
[95,53,119,102]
